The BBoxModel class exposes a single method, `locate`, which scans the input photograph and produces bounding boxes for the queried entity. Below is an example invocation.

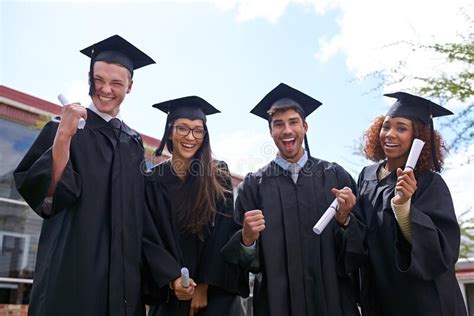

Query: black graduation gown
[13,109,146,316]
[143,160,245,316]
[357,162,467,316]
[222,157,366,316]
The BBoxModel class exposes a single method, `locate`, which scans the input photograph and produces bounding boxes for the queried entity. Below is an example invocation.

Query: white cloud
[234,0,290,23]
[27,0,471,101]
[210,0,337,23]
[211,0,239,11]
[314,0,473,95]
[205,0,471,102]
[236,0,344,22]
[316,34,342,63]
[212,129,274,176]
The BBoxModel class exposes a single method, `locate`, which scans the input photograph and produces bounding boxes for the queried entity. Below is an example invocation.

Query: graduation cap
[80,35,156,96]
[251,83,323,157]
[384,92,453,171]
[152,96,220,156]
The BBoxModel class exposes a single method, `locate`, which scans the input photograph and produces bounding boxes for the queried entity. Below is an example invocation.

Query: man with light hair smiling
[14,35,155,316]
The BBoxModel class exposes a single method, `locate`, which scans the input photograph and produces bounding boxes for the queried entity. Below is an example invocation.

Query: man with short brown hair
[224,83,365,316]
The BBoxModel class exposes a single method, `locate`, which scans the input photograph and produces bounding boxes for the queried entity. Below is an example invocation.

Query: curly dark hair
[363,116,448,172]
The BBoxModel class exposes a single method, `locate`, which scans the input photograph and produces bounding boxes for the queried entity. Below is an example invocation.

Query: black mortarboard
[384,92,453,171]
[251,83,322,157]
[385,92,453,124]
[80,35,156,96]
[251,83,322,120]
[152,96,220,156]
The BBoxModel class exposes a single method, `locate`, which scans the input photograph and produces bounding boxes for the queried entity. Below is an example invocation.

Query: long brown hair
[363,115,448,172]
[170,122,231,239]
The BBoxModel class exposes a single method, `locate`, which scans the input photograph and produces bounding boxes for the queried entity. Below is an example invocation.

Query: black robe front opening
[222,157,366,316]
[14,110,146,316]
[357,162,467,316]
[142,160,246,316]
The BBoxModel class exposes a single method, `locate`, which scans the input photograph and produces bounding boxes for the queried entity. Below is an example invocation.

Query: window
[0,118,40,304]
[464,283,474,315]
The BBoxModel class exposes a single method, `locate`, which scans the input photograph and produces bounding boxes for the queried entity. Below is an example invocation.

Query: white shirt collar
[88,102,122,122]
[274,151,308,171]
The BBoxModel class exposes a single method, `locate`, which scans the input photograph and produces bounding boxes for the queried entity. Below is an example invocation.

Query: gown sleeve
[142,180,182,288]
[13,120,81,218]
[333,164,367,275]
[395,172,460,280]
[221,171,261,275]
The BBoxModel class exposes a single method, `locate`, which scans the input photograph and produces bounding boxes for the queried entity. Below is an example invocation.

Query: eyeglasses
[172,125,207,139]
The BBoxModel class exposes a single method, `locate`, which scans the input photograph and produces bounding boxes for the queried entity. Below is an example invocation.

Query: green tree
[416,39,473,153]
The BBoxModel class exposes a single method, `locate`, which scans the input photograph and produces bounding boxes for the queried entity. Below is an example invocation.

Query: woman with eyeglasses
[142,96,246,316]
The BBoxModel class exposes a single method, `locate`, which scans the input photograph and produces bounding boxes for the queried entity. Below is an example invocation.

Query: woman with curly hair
[357,92,467,316]
[142,96,245,316]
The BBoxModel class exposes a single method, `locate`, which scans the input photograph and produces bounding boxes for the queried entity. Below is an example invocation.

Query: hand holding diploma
[56,94,87,132]
[172,268,196,301]
[313,187,355,234]
[48,94,88,196]
[392,168,417,205]
[392,139,423,205]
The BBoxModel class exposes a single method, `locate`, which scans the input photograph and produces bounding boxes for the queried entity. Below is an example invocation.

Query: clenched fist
[242,209,265,246]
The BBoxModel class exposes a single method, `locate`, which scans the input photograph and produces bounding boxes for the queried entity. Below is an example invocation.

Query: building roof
[0,85,162,148]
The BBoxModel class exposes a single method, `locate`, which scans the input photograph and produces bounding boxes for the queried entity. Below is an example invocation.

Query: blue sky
[1,0,472,215]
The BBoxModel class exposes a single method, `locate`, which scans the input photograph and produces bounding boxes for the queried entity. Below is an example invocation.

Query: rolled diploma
[313,198,338,235]
[57,94,86,129]
[396,138,425,196]
[405,138,425,170]
[180,267,190,288]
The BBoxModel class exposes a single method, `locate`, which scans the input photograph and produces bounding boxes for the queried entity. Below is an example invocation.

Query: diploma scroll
[404,138,425,171]
[313,198,338,235]
[57,94,86,129]
[180,267,190,288]
[396,138,425,196]
[313,186,352,235]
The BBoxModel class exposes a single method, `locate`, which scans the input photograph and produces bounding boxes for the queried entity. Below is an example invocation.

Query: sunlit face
[170,118,205,164]
[379,116,414,169]
[270,109,308,162]
[90,61,133,117]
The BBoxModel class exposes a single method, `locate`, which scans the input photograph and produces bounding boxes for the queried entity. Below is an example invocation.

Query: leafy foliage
[416,39,474,153]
